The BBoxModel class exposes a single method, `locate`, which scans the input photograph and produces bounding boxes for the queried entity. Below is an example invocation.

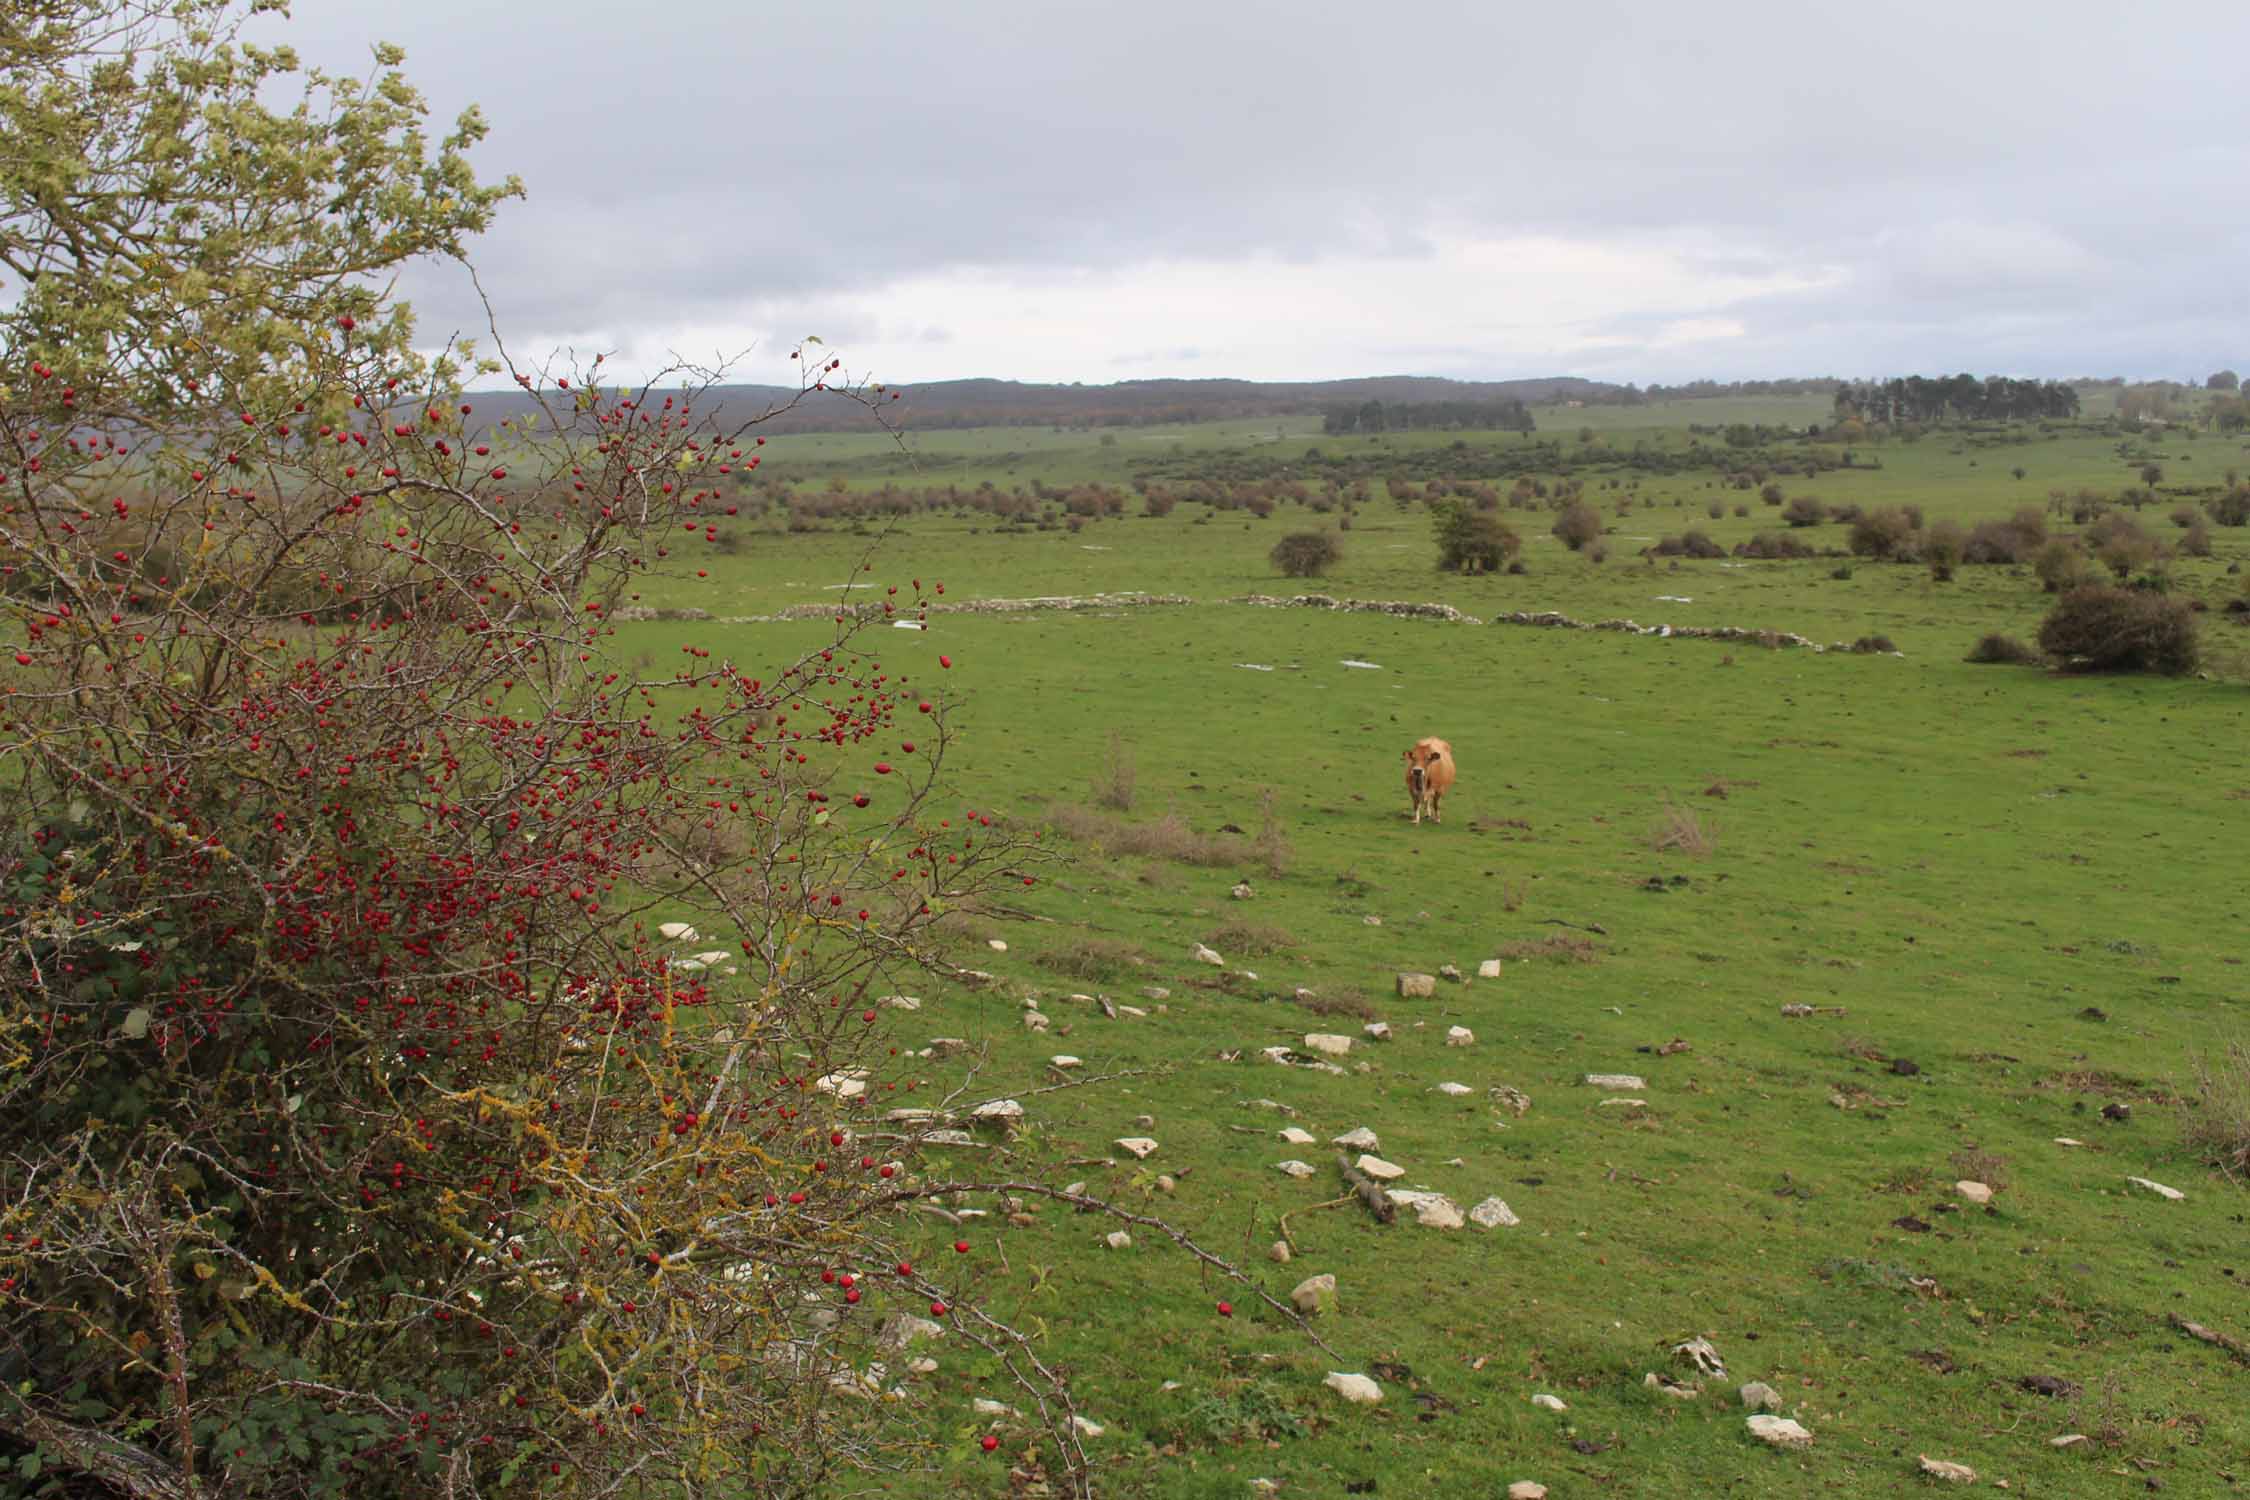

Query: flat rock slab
[1355,1154,1406,1181]
[1303,1033,1354,1057]
[1478,959,1504,979]
[1275,1160,1315,1178]
[1331,1127,1380,1150]
[1584,1073,1647,1091]
[1469,1196,1521,1229]
[1955,1180,1993,1205]
[1278,1127,1317,1145]
[1323,1371,1383,1404]
[1530,1393,1567,1411]
[1446,1026,1475,1047]
[2127,1176,2185,1200]
[1385,1190,1466,1228]
[1437,1082,1473,1097]
[1397,973,1437,998]
[1747,1415,1813,1448]
[1363,1021,1394,1041]
[1738,1381,1782,1411]
[1193,944,1225,966]
[1290,1274,1338,1314]
[1506,1485,1547,1500]
[1114,1137,1160,1158]
[1918,1455,1977,1483]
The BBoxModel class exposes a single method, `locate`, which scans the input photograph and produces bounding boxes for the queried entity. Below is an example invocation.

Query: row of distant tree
[1320,398,1537,434]
[1831,375,2082,424]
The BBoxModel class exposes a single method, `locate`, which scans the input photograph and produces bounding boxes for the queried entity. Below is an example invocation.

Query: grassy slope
[615,404,2250,1495]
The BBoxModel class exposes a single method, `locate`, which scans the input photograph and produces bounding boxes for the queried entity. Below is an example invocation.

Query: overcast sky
[269,0,2249,391]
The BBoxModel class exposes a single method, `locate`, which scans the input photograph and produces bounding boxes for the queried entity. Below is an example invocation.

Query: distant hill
[458,374,1629,439]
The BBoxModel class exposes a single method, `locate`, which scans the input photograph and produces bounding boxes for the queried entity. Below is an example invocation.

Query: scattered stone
[2054,1137,2088,1148]
[1290,1274,1338,1315]
[1293,987,1318,1003]
[1779,1002,1814,1017]
[879,1313,946,1348]
[1385,1190,1465,1228]
[1142,986,1171,1001]
[1363,1021,1394,1041]
[1260,1046,1296,1065]
[956,969,996,987]
[1599,1097,1648,1110]
[1478,958,1504,979]
[1490,1085,1533,1116]
[1955,1180,1994,1205]
[1584,1073,1647,1091]
[1232,882,1254,900]
[1332,1126,1380,1150]
[1104,1231,1132,1250]
[1269,1241,1291,1264]
[1747,1414,1814,1448]
[1113,1137,1159,1159]
[1397,972,1437,998]
[1363,914,1383,926]
[1072,1415,1105,1438]
[1530,1394,1568,1412]
[814,1071,868,1099]
[1446,1025,1475,1047]
[1506,1485,1548,1500]
[1275,1160,1315,1178]
[1279,1126,1316,1145]
[1918,1455,1978,1483]
[1116,1004,1148,1019]
[1303,1033,1354,1057]
[657,921,699,941]
[1022,1010,1049,1032]
[926,1037,970,1056]
[922,1129,975,1146]
[1135,1113,1155,1127]
[1655,1037,1691,1056]
[908,1357,939,1375]
[1193,943,1225,967]
[970,1099,1025,1126]
[2050,1434,2091,1450]
[879,993,923,1010]
[1439,964,1465,983]
[987,938,1008,952]
[973,1398,1020,1417]
[1738,1381,1782,1411]
[1354,1154,1405,1181]
[2127,1176,2185,1200]
[1323,1371,1383,1405]
[1249,1481,1281,1498]
[1437,1082,1473,1097]
[1644,1372,1700,1400]
[1154,1174,1176,1193]
[1469,1197,1521,1229]
[1673,1337,1728,1378]
[1050,1055,1083,1070]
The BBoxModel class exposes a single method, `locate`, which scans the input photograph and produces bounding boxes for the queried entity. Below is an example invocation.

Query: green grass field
[628,406,2250,1496]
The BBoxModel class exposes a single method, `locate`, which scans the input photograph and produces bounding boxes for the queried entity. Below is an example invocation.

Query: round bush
[1269,530,1343,578]
[2036,586,2201,675]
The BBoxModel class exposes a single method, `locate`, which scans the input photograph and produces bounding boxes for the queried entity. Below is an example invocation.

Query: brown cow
[1403,737,1456,825]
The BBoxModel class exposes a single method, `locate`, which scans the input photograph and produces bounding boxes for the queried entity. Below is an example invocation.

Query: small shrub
[1830,562,1854,580]
[2085,513,2160,580]
[2036,586,2200,675]
[1650,530,1726,559]
[1759,482,1784,506]
[2034,539,2101,593]
[1849,507,1919,559]
[2170,504,2202,529]
[1251,786,1293,878]
[1965,632,2042,665]
[1964,507,2047,564]
[1781,495,1826,528]
[2206,487,2250,526]
[1585,540,1608,564]
[1735,532,1816,560]
[1706,500,1725,519]
[1733,503,1749,518]
[1269,530,1342,578]
[2179,1037,2250,1181]
[1923,519,1967,581]
[1049,805,1247,866]
[1434,503,1521,573]
[2180,522,2213,558]
[1291,989,1378,1021]
[1552,501,1603,551]
[1849,635,1896,653]
[1948,1147,2011,1192]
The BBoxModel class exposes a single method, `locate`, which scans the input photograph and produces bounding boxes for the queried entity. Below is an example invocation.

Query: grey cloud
[267,0,2250,382]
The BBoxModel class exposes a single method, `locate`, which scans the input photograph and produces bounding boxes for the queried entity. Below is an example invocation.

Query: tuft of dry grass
[1203,921,1297,957]
[1648,795,1716,857]
[1291,989,1377,1021]
[1498,876,1528,913]
[2179,1037,2250,1181]
[1250,787,1292,878]
[1948,1146,2011,1191]
[1090,729,1137,811]
[1048,805,1243,866]
[1033,936,1153,981]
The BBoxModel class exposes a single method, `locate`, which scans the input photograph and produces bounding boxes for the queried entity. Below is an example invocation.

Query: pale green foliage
[0,0,521,411]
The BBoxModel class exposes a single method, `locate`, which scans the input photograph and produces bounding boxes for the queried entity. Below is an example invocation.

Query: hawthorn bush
[2036,586,2201,675]
[0,5,1305,1497]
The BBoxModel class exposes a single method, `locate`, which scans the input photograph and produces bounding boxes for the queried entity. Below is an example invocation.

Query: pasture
[640,403,2250,1495]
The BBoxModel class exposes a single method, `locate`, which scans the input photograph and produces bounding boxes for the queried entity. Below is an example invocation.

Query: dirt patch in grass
[1494,934,1602,963]
[1290,989,1378,1021]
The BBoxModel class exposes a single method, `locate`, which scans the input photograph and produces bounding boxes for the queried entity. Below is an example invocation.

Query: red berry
[938,655,952,668]
[981,1435,1000,1453]
[896,1262,912,1276]
[930,1301,947,1317]
[954,1240,969,1254]
[1216,1300,1233,1317]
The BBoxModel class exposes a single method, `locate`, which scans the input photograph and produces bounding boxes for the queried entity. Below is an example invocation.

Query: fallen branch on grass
[2171,1313,2250,1367]
[1336,1154,1398,1224]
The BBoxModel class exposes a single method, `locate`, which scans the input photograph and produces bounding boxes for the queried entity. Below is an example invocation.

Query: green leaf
[120,1008,150,1039]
